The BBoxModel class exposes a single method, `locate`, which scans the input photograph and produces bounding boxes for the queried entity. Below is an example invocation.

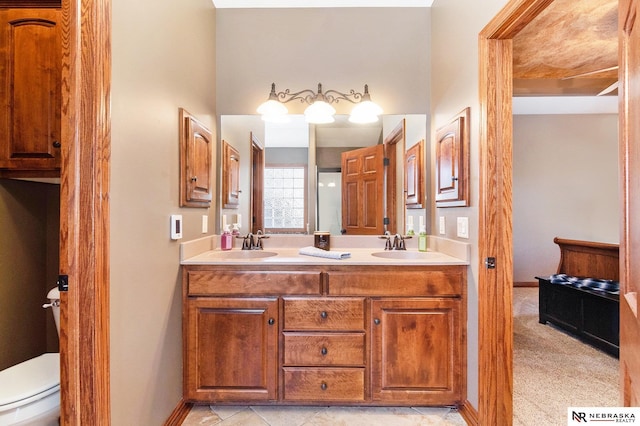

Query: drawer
[283,333,365,366]
[283,298,365,331]
[186,270,322,296]
[283,367,365,401]
[326,267,465,297]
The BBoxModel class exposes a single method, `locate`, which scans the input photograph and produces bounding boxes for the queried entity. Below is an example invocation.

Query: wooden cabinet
[371,298,463,404]
[282,297,366,402]
[222,140,240,209]
[0,8,62,177]
[184,297,278,401]
[182,264,466,406]
[180,108,213,208]
[435,108,469,207]
[405,140,424,208]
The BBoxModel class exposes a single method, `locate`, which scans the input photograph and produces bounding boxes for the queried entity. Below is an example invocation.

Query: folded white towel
[298,246,351,260]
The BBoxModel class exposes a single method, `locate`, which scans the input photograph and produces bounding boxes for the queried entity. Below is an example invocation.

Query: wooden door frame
[619,0,640,407]
[478,1,555,424]
[60,0,111,423]
[383,119,405,235]
[250,132,264,234]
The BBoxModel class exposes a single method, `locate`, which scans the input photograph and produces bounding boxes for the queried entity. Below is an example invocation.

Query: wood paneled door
[341,144,385,235]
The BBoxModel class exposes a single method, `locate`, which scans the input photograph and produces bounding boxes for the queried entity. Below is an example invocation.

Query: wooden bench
[537,237,619,357]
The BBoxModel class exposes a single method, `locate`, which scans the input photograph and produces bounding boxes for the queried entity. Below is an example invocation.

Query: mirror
[219,114,427,235]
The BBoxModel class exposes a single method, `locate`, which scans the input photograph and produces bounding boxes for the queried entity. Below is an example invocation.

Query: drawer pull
[321,346,328,356]
[374,318,380,325]
[320,382,328,391]
[320,311,328,319]
[268,318,275,325]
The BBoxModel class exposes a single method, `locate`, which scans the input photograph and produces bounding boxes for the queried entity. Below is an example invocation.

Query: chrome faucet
[240,230,269,250]
[378,232,411,250]
[379,231,393,250]
[241,233,254,250]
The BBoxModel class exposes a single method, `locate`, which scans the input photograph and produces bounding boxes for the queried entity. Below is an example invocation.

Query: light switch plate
[457,217,469,239]
[170,214,183,240]
[439,216,446,235]
[202,215,208,233]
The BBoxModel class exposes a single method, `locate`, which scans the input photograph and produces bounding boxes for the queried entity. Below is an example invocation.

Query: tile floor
[182,405,466,425]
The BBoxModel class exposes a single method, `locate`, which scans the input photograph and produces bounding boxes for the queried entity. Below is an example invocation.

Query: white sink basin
[210,250,278,259]
[371,251,436,260]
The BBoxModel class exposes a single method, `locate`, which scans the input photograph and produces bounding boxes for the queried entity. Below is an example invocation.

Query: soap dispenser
[221,225,233,251]
[418,215,427,252]
[418,216,427,252]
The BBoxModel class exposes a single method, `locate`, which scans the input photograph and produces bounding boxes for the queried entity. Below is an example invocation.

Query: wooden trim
[513,281,538,287]
[0,0,62,7]
[480,0,555,39]
[479,1,562,425]
[59,0,111,423]
[458,399,479,426]
[250,133,264,234]
[163,399,193,426]
[383,119,405,234]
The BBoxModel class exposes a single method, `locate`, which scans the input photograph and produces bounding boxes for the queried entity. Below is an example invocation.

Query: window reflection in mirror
[219,114,427,236]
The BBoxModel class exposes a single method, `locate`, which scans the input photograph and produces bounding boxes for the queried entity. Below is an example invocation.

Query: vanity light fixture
[257,82,383,124]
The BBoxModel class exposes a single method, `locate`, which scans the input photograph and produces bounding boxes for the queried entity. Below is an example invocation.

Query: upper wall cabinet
[435,108,470,208]
[180,108,213,208]
[222,140,240,209]
[0,8,62,177]
[405,139,424,209]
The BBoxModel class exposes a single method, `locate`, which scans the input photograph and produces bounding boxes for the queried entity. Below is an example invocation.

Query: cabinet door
[180,108,213,207]
[405,140,424,208]
[0,8,62,174]
[435,108,469,207]
[184,297,278,402]
[222,140,240,208]
[370,298,464,404]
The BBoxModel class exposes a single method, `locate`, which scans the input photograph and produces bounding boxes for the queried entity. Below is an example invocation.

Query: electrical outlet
[439,216,446,235]
[202,215,208,233]
[457,217,469,239]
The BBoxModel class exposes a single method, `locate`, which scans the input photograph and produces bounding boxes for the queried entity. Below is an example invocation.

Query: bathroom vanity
[181,239,468,407]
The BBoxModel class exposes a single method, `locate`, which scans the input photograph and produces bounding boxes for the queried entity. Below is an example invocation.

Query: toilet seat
[0,353,60,412]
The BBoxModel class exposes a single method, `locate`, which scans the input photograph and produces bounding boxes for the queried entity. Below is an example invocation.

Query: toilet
[0,288,61,426]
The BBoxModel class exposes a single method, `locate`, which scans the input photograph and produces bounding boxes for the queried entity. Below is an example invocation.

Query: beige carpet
[513,287,619,426]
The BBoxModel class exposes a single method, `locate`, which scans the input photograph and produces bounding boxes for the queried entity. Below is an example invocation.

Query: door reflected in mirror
[220,114,427,236]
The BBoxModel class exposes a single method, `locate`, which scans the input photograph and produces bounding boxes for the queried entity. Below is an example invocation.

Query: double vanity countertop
[180,234,470,266]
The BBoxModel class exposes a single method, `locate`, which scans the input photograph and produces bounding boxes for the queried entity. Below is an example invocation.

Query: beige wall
[215,8,430,116]
[110,0,216,423]
[0,179,59,370]
[431,0,511,409]
[513,114,619,282]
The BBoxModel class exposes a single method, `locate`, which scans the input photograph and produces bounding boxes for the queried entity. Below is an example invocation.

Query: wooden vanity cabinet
[282,297,366,402]
[370,298,463,404]
[184,297,279,402]
[182,264,466,406]
[0,7,62,177]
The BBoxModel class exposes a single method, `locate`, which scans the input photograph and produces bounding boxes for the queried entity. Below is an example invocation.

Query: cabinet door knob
[320,311,328,319]
[321,346,328,356]
[374,318,380,325]
[320,382,328,391]
[52,140,61,148]
[268,318,275,325]
[190,176,197,182]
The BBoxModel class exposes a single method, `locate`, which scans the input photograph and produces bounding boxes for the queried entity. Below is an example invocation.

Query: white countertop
[180,235,470,266]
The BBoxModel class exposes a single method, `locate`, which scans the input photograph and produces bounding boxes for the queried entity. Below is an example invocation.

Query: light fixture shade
[257,99,288,117]
[349,100,384,123]
[304,100,336,124]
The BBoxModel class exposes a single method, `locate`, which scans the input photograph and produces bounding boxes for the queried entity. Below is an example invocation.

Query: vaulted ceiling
[513,0,618,97]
